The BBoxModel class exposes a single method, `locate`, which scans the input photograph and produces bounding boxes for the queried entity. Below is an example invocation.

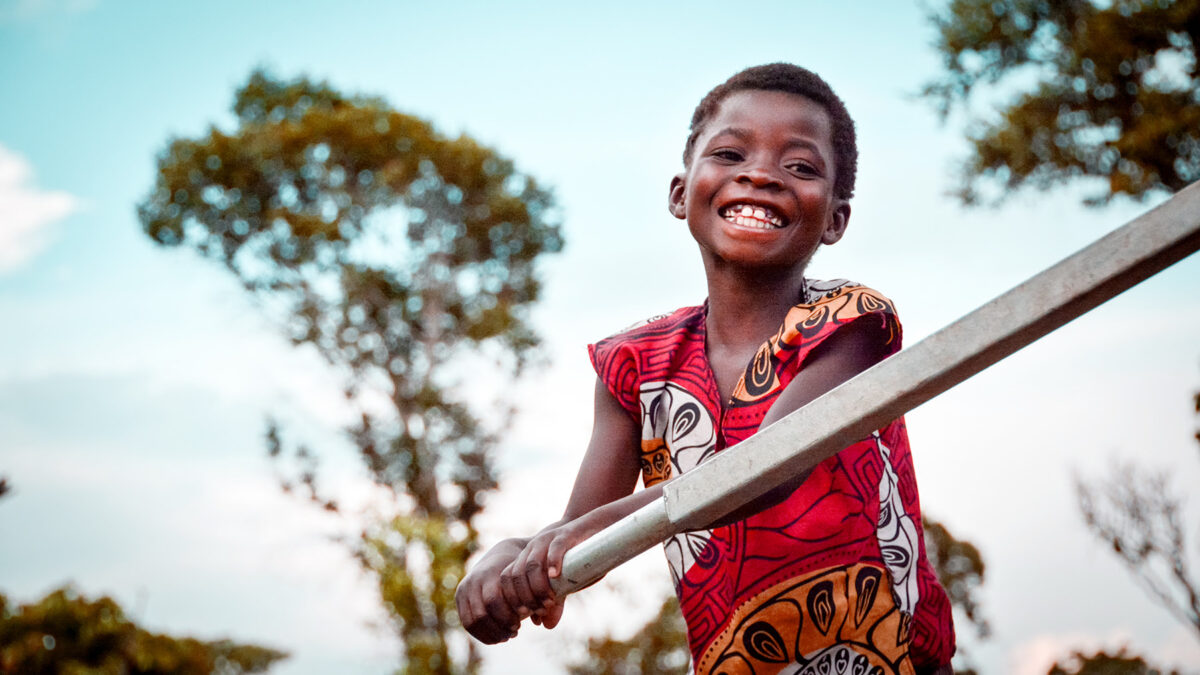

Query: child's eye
[786,162,819,177]
[712,149,743,162]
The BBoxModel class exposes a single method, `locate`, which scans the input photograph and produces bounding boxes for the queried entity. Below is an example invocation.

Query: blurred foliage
[138,69,563,673]
[358,513,472,674]
[924,517,989,639]
[1046,647,1180,674]
[924,517,989,675]
[928,0,1200,658]
[567,594,689,675]
[569,518,987,673]
[0,586,286,674]
[1074,386,1200,639]
[923,0,1200,204]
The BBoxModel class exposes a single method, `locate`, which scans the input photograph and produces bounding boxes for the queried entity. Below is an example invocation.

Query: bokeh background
[2,1,1198,672]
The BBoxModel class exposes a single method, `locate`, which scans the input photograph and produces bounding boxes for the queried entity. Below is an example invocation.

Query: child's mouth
[720,203,785,229]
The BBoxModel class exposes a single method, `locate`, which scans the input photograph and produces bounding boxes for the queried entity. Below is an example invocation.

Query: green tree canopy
[924,0,1200,204]
[928,0,1200,666]
[0,586,286,674]
[138,70,563,673]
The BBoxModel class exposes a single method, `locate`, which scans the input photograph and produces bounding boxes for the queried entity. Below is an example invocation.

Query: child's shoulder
[784,278,902,355]
[592,279,899,360]
[797,278,899,322]
[594,303,706,346]
[587,304,707,412]
[801,278,893,308]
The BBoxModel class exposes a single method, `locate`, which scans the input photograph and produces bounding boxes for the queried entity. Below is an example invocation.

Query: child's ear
[821,201,851,245]
[668,173,687,220]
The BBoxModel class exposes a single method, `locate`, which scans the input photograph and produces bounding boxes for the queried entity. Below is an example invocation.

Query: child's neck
[706,266,806,339]
[704,266,807,400]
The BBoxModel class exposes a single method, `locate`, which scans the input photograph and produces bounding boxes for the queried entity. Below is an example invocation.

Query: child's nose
[735,165,784,189]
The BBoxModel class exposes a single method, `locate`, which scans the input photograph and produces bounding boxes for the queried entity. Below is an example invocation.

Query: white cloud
[0,144,77,272]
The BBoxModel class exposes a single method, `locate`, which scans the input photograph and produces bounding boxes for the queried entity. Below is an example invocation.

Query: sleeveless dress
[588,279,955,674]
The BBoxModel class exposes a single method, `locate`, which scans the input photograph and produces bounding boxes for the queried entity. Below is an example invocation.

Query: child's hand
[455,541,526,644]
[499,514,602,629]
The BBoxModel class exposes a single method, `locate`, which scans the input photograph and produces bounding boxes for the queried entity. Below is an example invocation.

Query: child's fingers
[497,566,525,619]
[545,534,573,579]
[499,562,534,624]
[501,549,540,614]
[522,563,555,610]
[480,575,521,632]
[459,581,516,644]
[520,538,557,606]
[468,608,514,643]
[539,600,566,629]
[477,584,519,642]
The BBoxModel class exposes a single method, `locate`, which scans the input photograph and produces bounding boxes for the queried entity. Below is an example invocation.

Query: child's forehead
[704,90,834,144]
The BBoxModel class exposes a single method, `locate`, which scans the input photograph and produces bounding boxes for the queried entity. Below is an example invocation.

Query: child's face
[670,90,849,276]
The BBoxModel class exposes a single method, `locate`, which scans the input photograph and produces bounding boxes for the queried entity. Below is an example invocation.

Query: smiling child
[456,63,956,674]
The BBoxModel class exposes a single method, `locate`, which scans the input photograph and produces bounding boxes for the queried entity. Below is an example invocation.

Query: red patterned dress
[589,279,955,674]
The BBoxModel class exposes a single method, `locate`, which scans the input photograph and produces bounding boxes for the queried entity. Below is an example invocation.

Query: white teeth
[735,215,772,229]
[723,203,783,228]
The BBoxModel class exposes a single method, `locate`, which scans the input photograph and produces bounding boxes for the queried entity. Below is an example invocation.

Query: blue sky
[2,1,1199,673]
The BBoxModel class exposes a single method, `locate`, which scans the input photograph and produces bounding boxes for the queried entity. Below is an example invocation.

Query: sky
[1,0,1199,673]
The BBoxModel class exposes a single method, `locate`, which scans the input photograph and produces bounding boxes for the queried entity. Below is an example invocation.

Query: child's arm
[710,316,891,526]
[481,316,893,634]
[498,470,665,629]
[456,377,643,642]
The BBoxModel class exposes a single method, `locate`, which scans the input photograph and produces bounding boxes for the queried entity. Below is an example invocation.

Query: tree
[567,595,689,675]
[138,70,563,673]
[923,517,990,641]
[1046,647,1180,675]
[923,0,1200,205]
[0,586,286,674]
[923,516,989,674]
[568,517,988,674]
[1073,388,1200,639]
[926,0,1200,660]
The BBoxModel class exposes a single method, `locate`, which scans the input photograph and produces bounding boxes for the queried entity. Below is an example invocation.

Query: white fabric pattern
[873,432,919,616]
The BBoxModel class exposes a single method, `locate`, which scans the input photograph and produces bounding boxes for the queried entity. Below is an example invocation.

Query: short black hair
[683,63,858,201]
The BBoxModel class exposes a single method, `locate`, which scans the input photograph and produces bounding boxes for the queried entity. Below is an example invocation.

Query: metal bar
[552,181,1200,596]
[552,499,673,595]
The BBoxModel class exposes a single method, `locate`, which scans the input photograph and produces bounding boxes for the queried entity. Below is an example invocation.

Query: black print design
[639,380,718,586]
[873,433,918,616]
